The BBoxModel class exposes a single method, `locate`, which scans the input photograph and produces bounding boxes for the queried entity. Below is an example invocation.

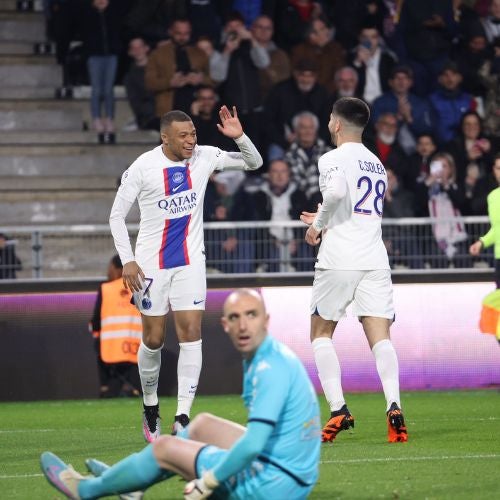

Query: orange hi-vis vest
[100,278,142,364]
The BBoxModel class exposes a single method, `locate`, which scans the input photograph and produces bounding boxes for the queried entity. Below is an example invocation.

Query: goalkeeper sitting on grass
[41,289,321,500]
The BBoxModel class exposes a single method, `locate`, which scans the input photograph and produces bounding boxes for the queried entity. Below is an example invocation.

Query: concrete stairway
[0,2,159,276]
[0,2,158,227]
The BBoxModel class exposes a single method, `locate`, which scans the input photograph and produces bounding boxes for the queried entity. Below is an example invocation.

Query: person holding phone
[350,23,396,104]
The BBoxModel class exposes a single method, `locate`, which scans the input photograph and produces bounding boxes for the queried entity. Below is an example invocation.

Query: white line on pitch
[320,453,499,464]
[0,474,44,479]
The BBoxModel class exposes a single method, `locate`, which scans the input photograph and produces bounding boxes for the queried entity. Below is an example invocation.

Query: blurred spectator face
[434,154,455,181]
[359,28,380,53]
[468,35,487,53]
[196,37,214,57]
[128,38,149,63]
[438,69,462,91]
[389,72,412,95]
[309,19,333,48]
[93,0,108,11]
[169,21,192,47]
[225,19,245,35]
[493,158,500,184]
[268,160,291,191]
[416,135,437,158]
[251,16,274,44]
[335,67,358,97]
[491,0,500,18]
[196,87,217,116]
[293,70,317,92]
[375,114,398,145]
[462,114,481,140]
[295,114,318,148]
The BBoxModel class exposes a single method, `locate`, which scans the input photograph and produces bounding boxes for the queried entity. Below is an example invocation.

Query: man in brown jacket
[145,19,211,116]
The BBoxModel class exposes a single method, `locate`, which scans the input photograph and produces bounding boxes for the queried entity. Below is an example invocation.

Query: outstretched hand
[217,105,243,139]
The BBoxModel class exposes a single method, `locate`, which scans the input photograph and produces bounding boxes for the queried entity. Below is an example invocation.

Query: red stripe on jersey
[159,218,170,269]
[182,214,191,265]
[186,164,192,189]
[163,168,170,195]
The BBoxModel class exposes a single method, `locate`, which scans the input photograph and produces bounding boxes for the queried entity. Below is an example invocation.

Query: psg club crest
[142,297,152,310]
[172,172,184,184]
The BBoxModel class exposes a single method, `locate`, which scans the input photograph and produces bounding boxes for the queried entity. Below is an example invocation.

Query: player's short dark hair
[160,110,192,131]
[331,97,370,129]
[111,254,122,269]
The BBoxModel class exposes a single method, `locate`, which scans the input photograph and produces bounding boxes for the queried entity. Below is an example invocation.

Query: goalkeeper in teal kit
[40,289,321,499]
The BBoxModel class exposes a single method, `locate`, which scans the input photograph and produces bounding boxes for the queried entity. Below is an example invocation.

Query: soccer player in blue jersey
[40,289,321,499]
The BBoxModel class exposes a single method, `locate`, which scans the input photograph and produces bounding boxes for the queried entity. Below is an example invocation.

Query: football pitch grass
[1,390,499,499]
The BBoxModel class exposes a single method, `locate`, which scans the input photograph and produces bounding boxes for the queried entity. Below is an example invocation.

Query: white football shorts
[133,261,207,316]
[310,269,394,321]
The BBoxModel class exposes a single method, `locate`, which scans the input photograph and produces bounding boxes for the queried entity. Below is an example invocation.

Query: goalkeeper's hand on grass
[183,470,219,499]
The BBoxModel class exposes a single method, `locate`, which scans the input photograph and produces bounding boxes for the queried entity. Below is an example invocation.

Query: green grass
[1,391,499,499]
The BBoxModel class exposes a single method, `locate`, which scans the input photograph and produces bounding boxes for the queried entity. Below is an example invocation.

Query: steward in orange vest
[99,278,142,363]
[89,255,141,397]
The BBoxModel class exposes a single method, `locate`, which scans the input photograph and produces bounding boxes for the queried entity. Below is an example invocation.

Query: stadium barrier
[0,216,494,279]
[1,281,499,401]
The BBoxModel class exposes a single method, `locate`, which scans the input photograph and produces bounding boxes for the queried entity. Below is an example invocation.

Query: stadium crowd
[43,0,500,270]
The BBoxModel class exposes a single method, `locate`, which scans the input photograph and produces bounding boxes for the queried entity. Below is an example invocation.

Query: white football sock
[372,339,401,411]
[312,337,345,412]
[138,342,162,406]
[176,339,202,417]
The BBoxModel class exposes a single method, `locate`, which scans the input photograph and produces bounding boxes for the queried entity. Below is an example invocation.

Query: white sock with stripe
[177,339,202,417]
[372,339,401,411]
[138,342,162,407]
[312,337,345,412]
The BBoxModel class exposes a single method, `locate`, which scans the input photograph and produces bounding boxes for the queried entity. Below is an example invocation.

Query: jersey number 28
[353,176,386,216]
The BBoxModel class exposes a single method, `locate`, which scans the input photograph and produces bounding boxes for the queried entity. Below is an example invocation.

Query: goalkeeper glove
[183,470,219,500]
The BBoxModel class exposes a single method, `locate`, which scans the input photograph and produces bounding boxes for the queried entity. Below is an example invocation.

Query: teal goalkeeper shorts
[195,445,314,499]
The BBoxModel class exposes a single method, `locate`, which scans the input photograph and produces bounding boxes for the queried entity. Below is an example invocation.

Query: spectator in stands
[210,12,269,150]
[284,111,330,205]
[331,1,387,50]
[407,133,438,196]
[273,0,323,51]
[454,27,490,98]
[123,38,158,131]
[190,85,235,150]
[478,36,500,137]
[186,0,223,42]
[481,0,500,43]
[365,112,407,180]
[263,58,331,160]
[0,233,22,279]
[445,111,494,193]
[331,66,360,100]
[203,171,254,273]
[382,168,422,269]
[89,255,141,399]
[291,15,346,95]
[250,160,310,272]
[398,0,458,96]
[124,1,187,47]
[371,65,434,155]
[80,0,121,144]
[421,152,468,266]
[250,14,291,99]
[350,22,397,104]
[469,153,500,288]
[469,153,500,215]
[429,61,475,145]
[145,19,210,116]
